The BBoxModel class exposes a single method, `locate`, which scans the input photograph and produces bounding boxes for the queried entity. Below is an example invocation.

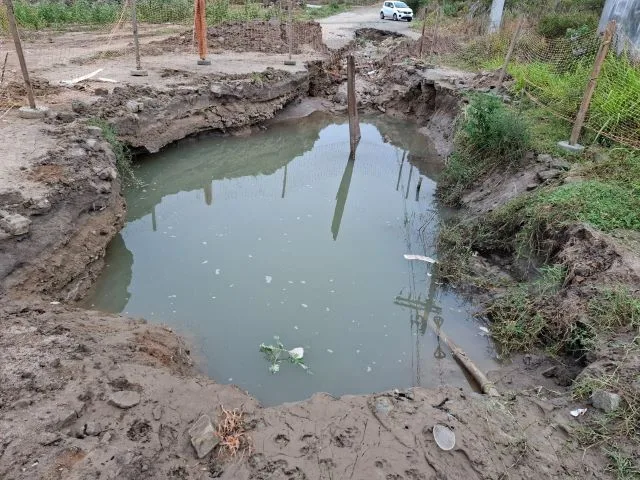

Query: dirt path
[319,4,421,49]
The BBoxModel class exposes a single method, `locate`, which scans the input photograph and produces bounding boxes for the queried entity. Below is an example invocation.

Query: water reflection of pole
[204,182,213,206]
[331,152,355,241]
[405,165,414,200]
[416,177,423,202]
[281,164,287,199]
[151,205,157,232]
[395,150,406,191]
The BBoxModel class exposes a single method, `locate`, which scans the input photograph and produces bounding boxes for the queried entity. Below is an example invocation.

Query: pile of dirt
[0,77,60,108]
[153,20,326,55]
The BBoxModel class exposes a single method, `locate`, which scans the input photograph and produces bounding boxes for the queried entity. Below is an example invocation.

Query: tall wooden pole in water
[4,0,36,109]
[347,54,360,153]
[284,0,296,65]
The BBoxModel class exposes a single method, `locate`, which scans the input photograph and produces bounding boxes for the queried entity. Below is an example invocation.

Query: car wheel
[407,17,412,22]
[380,11,384,19]
[393,13,397,20]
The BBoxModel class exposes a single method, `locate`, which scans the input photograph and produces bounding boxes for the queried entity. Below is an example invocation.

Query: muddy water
[84,113,497,405]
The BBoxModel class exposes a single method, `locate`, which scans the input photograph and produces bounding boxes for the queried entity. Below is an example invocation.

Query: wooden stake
[428,316,500,397]
[569,20,615,146]
[194,0,210,64]
[347,54,360,153]
[418,7,427,58]
[429,5,440,58]
[131,0,142,71]
[497,17,524,88]
[4,0,36,109]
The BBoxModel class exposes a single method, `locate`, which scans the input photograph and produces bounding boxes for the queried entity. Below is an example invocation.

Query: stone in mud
[39,432,61,446]
[537,170,561,182]
[537,153,553,164]
[189,414,219,458]
[85,421,103,436]
[94,87,109,96]
[152,405,163,421]
[591,390,621,413]
[71,100,88,114]
[550,157,571,171]
[87,126,103,137]
[0,211,31,236]
[98,167,117,182]
[126,100,144,113]
[108,390,140,409]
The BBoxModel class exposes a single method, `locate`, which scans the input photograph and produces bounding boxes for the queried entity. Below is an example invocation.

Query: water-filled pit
[84,113,497,405]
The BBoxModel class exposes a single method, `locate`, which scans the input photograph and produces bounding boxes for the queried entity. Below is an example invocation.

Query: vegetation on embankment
[435,91,640,470]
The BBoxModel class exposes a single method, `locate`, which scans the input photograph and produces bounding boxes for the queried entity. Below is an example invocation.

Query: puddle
[83,112,497,406]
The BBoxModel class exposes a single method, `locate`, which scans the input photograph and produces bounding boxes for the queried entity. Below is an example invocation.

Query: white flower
[288,347,304,359]
[269,364,280,374]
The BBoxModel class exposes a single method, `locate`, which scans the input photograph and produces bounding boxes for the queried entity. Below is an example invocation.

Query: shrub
[537,12,598,39]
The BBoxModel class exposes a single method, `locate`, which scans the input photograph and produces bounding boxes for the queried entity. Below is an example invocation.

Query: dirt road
[319,4,421,49]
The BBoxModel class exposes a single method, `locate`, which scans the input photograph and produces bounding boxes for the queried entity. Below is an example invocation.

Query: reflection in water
[84,113,496,405]
[331,152,355,241]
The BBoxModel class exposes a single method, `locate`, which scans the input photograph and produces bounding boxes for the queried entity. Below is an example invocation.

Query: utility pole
[130,0,148,76]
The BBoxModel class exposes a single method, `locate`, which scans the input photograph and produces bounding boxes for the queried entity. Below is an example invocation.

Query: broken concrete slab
[189,414,219,458]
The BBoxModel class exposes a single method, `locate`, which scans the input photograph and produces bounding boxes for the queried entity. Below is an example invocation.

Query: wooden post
[284,0,295,65]
[497,17,524,88]
[569,20,615,145]
[130,0,148,76]
[347,54,360,153]
[429,5,440,58]
[195,0,210,65]
[4,0,36,109]
[418,7,428,58]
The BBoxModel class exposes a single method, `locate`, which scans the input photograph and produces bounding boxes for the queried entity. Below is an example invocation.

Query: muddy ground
[0,16,630,479]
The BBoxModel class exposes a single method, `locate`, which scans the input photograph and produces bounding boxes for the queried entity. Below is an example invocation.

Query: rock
[0,210,31,236]
[85,421,102,436]
[39,432,61,446]
[375,396,394,415]
[98,167,117,182]
[377,105,386,113]
[51,408,78,430]
[550,157,571,171]
[94,87,109,96]
[126,100,143,113]
[12,398,32,409]
[152,405,163,421]
[25,197,52,215]
[210,83,224,95]
[189,414,219,458]
[71,100,88,114]
[333,91,347,105]
[100,431,113,444]
[87,126,103,138]
[56,111,76,123]
[70,424,86,439]
[591,390,621,413]
[537,153,552,164]
[108,390,140,409]
[526,183,538,191]
[537,170,561,182]
[69,147,87,159]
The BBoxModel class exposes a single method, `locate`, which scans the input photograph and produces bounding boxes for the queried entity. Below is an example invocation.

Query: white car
[380,1,413,22]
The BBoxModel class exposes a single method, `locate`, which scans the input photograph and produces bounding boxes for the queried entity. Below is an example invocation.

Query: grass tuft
[87,118,139,186]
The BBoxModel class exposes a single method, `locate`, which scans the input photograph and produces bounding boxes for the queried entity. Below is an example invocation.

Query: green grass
[437,93,531,206]
[605,449,640,480]
[87,118,139,186]
[485,265,566,355]
[299,1,348,20]
[4,0,282,30]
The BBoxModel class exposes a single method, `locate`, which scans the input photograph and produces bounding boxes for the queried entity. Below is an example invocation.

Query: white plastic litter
[479,326,490,335]
[404,254,437,264]
[433,424,456,451]
[570,408,588,417]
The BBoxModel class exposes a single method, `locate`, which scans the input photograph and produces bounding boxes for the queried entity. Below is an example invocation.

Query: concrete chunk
[189,414,219,458]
